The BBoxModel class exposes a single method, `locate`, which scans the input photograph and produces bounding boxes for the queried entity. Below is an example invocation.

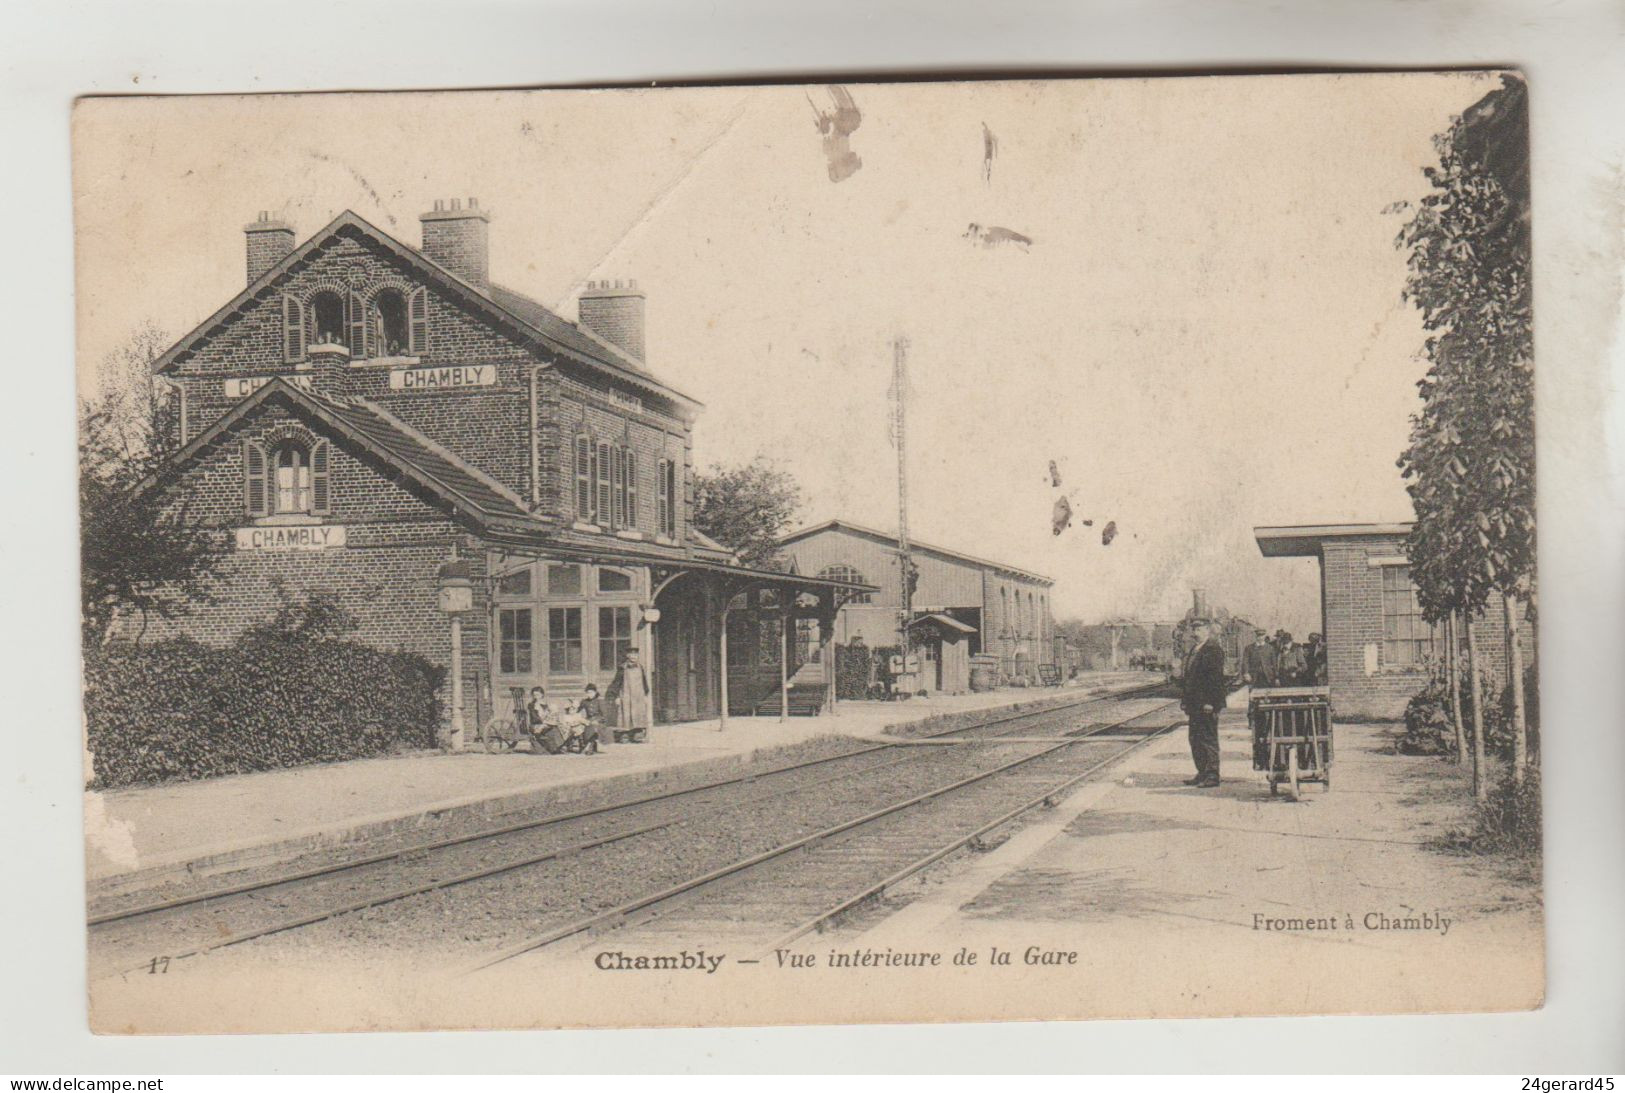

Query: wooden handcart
[1249,686,1333,801]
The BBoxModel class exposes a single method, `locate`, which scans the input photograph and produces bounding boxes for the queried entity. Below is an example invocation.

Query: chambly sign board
[388,364,496,390]
[235,525,348,551]
[224,374,314,398]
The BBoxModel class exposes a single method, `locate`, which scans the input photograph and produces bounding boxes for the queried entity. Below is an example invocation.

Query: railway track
[89,681,1173,978]
[465,699,1184,975]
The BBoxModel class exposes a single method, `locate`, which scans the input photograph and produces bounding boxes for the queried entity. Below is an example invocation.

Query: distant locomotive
[1168,589,1252,685]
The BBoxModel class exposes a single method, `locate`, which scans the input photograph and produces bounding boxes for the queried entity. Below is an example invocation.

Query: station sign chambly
[388,364,496,391]
[235,525,348,552]
[224,374,314,399]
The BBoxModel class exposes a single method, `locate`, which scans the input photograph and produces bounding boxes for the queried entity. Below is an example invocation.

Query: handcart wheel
[1287,747,1301,802]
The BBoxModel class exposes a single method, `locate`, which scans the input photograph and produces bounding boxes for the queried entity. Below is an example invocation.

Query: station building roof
[1254,522,1415,558]
[779,518,1054,586]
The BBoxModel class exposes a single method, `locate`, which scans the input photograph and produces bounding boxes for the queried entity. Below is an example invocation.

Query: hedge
[84,636,444,789]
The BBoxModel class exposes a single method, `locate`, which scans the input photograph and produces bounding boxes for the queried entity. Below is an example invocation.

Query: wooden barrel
[970,664,998,692]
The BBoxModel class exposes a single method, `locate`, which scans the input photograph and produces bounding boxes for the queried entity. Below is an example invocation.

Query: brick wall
[550,369,687,539]
[1319,533,1535,720]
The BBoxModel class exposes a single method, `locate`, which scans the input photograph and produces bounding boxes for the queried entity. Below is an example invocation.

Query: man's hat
[1189,616,1212,626]
[1308,632,1323,642]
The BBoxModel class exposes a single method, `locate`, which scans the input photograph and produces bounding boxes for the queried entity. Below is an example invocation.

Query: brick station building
[1255,522,1535,720]
[132,200,870,737]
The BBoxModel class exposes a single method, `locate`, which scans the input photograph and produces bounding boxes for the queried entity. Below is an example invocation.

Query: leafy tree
[80,325,225,646]
[692,456,803,570]
[1395,75,1534,794]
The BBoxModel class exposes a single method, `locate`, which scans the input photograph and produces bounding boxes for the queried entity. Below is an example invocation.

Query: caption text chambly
[594,946,1079,974]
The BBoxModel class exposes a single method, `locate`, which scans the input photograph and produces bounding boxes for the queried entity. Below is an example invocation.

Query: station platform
[834,699,1545,1019]
[84,671,1155,891]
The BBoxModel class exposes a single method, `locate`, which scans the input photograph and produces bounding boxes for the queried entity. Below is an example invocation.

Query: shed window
[817,564,872,605]
[1381,565,1433,669]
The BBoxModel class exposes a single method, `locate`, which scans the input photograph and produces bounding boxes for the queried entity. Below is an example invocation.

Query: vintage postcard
[74,73,1541,1034]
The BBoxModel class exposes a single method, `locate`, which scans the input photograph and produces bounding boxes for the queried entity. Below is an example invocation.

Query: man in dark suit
[1180,617,1228,788]
[1239,628,1277,688]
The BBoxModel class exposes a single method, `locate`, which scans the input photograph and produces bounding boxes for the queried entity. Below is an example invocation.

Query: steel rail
[101,688,1167,977]
[462,698,1181,975]
[91,680,1164,929]
[752,716,1186,956]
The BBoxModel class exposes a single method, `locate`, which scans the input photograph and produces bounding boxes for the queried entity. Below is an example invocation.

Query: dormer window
[310,292,346,349]
[374,289,409,356]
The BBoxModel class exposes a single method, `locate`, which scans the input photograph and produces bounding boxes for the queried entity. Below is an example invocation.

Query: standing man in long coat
[1239,628,1278,688]
[606,649,652,743]
[1180,617,1228,788]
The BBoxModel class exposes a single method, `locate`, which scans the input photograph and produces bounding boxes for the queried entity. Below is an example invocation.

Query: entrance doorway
[653,578,708,722]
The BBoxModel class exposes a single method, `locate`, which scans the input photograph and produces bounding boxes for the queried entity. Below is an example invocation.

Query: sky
[73,73,1497,633]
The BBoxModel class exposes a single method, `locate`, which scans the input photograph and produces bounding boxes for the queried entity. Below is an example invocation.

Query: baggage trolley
[1249,686,1333,801]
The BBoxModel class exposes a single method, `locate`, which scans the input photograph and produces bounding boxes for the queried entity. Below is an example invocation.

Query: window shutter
[348,292,368,358]
[625,450,638,530]
[243,439,269,517]
[666,459,679,538]
[282,295,305,363]
[310,439,332,515]
[596,441,612,525]
[408,287,429,354]
[656,458,670,537]
[574,435,593,520]
[611,446,625,529]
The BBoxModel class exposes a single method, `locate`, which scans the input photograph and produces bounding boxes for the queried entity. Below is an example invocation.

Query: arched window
[374,289,410,356]
[272,440,312,514]
[817,565,871,604]
[244,436,329,517]
[310,291,346,348]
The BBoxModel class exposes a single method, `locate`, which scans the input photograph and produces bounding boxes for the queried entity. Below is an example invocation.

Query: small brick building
[131,201,868,736]
[1255,523,1535,720]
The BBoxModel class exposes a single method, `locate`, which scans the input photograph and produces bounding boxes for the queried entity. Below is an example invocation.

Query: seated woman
[526,686,566,755]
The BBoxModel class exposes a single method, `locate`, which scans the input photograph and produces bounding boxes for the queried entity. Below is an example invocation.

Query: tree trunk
[1447,612,1467,765]
[1466,612,1487,801]
[1505,591,1529,784]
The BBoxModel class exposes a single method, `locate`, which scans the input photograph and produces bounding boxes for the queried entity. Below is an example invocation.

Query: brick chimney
[577,279,647,362]
[419,197,490,291]
[244,211,294,285]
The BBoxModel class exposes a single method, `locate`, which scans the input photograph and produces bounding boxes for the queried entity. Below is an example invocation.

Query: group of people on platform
[1178,621,1330,789]
[1238,628,1327,689]
[520,651,653,756]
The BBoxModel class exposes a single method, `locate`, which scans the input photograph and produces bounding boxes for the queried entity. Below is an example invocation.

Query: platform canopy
[1254,522,1414,558]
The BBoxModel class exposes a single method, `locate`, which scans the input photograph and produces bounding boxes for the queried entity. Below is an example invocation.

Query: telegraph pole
[893,337,912,660]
